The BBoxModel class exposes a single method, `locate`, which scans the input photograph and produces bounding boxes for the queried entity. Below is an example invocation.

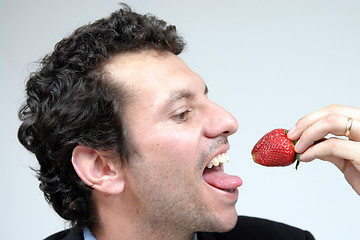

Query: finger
[287,104,360,140]
[302,153,360,196]
[300,138,360,195]
[342,162,360,196]
[347,118,360,142]
[300,138,360,172]
[295,114,360,153]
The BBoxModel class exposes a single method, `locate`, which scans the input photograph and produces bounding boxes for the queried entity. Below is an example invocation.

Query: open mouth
[202,152,242,193]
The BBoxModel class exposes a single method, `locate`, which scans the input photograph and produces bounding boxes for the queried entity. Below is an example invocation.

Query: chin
[216,212,238,232]
[204,209,238,233]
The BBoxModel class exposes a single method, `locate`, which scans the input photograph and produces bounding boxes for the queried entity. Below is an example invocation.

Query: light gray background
[1,0,359,239]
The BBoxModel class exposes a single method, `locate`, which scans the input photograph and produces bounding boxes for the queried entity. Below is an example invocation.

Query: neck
[92,191,196,240]
[94,226,195,240]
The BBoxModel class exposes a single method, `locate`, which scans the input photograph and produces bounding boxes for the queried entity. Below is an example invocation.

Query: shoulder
[44,228,83,240]
[232,216,315,239]
[197,216,315,240]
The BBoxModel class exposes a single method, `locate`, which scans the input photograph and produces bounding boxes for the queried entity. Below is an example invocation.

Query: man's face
[104,51,242,233]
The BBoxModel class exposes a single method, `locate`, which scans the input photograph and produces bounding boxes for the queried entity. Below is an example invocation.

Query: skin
[93,51,240,240]
[287,104,360,195]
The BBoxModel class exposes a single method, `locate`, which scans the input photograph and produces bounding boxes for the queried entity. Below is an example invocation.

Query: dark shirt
[45,216,315,240]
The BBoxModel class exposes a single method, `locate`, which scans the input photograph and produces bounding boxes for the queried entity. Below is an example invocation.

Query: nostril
[223,130,230,134]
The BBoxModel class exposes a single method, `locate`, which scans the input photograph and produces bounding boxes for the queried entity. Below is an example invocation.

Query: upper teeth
[207,152,230,168]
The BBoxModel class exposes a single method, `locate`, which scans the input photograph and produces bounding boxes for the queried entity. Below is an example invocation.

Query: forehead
[103,51,205,105]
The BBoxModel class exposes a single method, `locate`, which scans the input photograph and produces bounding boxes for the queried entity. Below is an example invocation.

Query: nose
[203,100,239,138]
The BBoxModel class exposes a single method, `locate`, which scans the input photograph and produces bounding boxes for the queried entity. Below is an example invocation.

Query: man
[18,5,315,240]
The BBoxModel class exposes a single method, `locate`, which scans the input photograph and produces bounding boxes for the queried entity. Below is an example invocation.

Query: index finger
[287,104,360,140]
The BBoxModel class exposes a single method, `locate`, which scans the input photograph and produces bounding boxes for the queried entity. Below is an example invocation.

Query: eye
[171,107,192,122]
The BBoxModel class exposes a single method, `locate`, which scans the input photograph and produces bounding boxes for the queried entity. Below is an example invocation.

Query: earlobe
[72,145,125,195]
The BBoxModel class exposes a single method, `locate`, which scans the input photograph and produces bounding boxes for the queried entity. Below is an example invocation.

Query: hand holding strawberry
[251,128,300,169]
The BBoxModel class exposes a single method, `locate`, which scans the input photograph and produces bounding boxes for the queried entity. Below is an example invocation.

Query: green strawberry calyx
[285,130,301,170]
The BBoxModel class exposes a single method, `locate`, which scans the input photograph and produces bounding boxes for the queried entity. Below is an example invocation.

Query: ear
[71,145,125,195]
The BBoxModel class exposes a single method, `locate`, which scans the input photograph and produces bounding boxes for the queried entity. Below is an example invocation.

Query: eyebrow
[166,89,194,107]
[163,84,208,111]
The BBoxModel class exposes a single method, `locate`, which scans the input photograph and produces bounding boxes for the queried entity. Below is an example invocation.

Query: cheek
[131,131,203,190]
[140,129,201,164]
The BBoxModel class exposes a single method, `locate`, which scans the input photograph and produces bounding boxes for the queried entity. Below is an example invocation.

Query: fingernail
[294,139,301,152]
[287,126,296,138]
[298,153,308,162]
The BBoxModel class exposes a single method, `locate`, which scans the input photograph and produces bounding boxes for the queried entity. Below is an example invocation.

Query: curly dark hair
[17,4,185,229]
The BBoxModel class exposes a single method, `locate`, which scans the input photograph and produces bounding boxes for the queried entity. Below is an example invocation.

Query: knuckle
[326,113,340,125]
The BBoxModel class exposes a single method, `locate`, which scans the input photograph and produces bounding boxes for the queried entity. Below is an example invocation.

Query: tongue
[203,166,242,190]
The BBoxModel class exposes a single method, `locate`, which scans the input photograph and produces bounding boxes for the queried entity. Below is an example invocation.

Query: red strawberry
[251,128,300,169]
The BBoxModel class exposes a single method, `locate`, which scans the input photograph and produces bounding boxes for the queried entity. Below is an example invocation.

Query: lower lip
[205,182,240,201]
